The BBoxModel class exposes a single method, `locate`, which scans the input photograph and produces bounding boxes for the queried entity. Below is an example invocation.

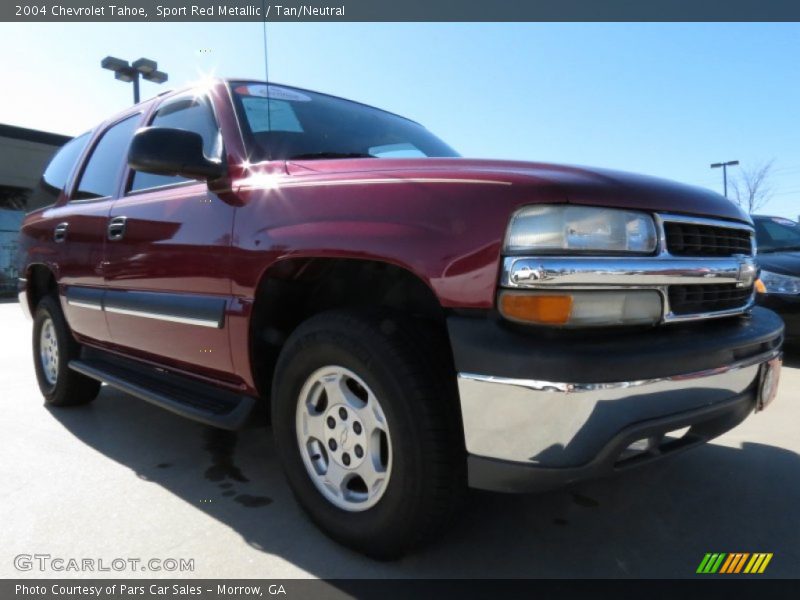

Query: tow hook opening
[614,435,664,467]
[618,436,659,462]
[616,426,699,468]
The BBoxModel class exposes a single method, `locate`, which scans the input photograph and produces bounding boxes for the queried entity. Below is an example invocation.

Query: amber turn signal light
[755,278,767,294]
[498,290,663,327]
[499,291,573,325]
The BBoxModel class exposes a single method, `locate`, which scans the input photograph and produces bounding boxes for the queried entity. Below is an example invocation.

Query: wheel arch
[248,256,452,400]
[22,263,58,315]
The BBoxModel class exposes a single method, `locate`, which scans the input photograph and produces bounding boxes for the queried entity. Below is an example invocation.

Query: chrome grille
[664,222,752,257]
[668,284,754,316]
[500,215,757,324]
[661,217,755,319]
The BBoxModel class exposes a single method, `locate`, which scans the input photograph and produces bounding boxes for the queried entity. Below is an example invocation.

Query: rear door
[103,93,237,379]
[57,115,143,343]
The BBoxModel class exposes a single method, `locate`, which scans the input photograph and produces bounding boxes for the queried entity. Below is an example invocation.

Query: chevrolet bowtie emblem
[737,259,758,288]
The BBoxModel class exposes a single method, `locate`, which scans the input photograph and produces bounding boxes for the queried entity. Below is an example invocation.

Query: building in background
[0,124,71,295]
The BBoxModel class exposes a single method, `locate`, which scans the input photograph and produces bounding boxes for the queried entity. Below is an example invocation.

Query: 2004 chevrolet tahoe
[17,79,784,557]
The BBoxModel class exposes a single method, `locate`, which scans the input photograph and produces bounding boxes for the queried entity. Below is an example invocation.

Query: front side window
[129,96,221,192]
[74,116,140,200]
[229,82,459,162]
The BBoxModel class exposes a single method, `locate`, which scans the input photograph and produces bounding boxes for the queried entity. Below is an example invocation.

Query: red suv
[18,79,783,557]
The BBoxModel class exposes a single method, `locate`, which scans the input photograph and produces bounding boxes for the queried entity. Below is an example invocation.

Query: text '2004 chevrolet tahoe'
[18,80,784,558]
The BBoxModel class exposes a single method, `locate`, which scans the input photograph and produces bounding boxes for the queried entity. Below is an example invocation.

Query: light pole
[101,56,168,104]
[710,160,739,198]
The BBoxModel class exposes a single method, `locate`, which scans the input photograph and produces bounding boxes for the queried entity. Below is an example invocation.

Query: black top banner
[3,0,800,22]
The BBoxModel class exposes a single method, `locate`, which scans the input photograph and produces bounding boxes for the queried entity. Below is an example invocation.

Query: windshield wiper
[288,152,374,160]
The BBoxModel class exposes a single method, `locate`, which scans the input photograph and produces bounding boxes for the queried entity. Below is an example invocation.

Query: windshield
[754,217,800,252]
[229,81,459,162]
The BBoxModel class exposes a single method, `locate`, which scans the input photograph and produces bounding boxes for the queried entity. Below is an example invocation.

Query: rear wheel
[32,295,100,406]
[272,310,465,558]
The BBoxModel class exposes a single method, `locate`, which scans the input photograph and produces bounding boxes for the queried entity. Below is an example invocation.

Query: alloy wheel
[39,317,59,386]
[295,366,392,511]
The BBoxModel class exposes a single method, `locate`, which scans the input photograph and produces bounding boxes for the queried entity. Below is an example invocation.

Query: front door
[102,93,236,380]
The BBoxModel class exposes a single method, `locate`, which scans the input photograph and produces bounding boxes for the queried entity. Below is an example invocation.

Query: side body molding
[64,286,226,329]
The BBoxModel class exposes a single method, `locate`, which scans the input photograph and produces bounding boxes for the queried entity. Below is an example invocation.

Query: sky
[0,22,798,218]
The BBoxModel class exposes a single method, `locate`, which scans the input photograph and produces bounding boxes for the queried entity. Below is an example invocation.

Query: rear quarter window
[38,133,91,204]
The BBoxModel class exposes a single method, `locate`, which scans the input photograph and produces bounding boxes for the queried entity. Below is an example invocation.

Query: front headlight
[758,270,800,295]
[505,205,657,254]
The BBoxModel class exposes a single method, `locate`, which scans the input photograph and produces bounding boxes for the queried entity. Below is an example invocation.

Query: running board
[69,354,256,430]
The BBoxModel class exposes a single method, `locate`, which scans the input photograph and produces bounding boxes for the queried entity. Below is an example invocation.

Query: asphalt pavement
[2,298,798,579]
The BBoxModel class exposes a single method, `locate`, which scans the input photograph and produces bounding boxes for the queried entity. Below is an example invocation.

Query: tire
[271,309,466,558]
[32,295,101,407]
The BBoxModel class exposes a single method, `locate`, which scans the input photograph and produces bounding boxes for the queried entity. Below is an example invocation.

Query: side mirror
[128,127,225,180]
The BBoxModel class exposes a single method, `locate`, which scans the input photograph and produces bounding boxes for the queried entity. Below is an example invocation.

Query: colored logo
[696,553,773,574]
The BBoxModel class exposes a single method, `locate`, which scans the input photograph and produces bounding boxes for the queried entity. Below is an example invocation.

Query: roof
[0,123,72,147]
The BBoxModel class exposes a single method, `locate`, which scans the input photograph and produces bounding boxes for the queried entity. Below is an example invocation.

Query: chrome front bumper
[457,350,779,470]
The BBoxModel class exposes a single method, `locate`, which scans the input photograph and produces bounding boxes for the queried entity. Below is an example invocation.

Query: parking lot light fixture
[101,55,168,104]
[100,56,129,72]
[143,70,169,84]
[710,160,740,198]
[113,70,134,83]
[131,58,157,74]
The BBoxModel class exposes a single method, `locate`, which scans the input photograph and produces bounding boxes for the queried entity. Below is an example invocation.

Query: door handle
[107,216,127,241]
[53,222,68,243]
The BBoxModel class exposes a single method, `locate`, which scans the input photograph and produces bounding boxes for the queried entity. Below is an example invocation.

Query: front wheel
[271,310,465,558]
[33,295,100,406]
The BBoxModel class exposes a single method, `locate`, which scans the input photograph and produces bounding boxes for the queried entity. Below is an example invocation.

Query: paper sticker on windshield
[772,217,798,227]
[241,97,303,133]
[235,84,311,102]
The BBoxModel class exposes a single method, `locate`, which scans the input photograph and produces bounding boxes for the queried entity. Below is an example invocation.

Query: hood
[286,157,751,224]
[757,250,800,276]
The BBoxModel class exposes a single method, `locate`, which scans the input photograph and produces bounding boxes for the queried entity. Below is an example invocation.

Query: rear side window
[129,97,221,192]
[39,133,91,202]
[74,115,140,200]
